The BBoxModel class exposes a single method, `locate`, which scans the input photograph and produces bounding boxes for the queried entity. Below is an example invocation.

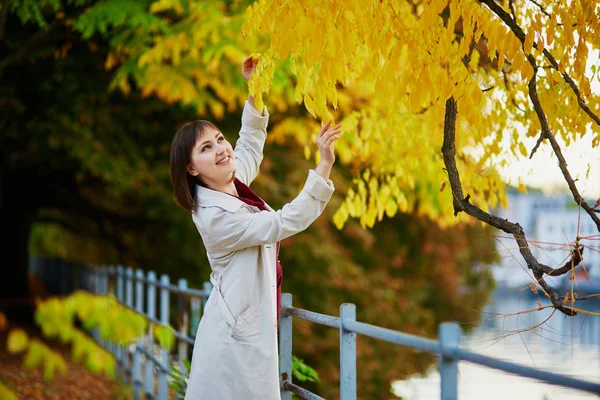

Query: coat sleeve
[198,170,334,253]
[233,101,269,185]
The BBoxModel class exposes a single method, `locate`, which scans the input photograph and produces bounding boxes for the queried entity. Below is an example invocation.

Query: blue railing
[87,266,600,399]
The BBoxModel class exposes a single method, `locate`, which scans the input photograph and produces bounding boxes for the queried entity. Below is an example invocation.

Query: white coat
[184,101,335,400]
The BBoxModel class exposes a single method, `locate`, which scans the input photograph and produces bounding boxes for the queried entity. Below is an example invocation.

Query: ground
[0,322,132,400]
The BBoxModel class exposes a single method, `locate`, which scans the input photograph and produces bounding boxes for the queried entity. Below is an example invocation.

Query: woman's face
[187,127,236,189]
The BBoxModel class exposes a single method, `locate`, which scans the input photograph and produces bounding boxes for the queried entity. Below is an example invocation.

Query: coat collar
[196,184,245,213]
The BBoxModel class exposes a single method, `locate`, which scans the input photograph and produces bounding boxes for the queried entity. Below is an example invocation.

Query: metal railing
[279,293,600,399]
[88,266,600,399]
[90,266,212,399]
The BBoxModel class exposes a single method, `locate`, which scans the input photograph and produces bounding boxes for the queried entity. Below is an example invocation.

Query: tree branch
[545,246,584,277]
[441,96,577,316]
[479,0,600,128]
[479,0,600,233]
[527,0,552,19]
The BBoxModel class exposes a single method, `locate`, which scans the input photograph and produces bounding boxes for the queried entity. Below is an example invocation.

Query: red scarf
[230,178,284,318]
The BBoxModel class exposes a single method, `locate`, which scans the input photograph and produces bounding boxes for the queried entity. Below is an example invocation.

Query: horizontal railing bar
[344,320,439,354]
[282,380,326,400]
[173,330,195,345]
[283,306,340,328]
[95,269,209,299]
[118,302,195,345]
[451,348,600,394]
[135,345,171,375]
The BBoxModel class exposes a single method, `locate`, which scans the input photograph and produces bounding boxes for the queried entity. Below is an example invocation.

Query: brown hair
[169,120,220,213]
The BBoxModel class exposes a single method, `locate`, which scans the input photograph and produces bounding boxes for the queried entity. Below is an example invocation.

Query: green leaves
[169,359,191,397]
[292,355,320,383]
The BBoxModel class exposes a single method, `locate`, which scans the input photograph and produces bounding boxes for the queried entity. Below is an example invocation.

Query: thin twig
[528,0,552,19]
[479,0,600,232]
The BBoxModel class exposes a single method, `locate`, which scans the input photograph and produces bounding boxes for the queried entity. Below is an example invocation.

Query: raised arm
[197,120,342,253]
[198,169,334,252]
[234,98,269,185]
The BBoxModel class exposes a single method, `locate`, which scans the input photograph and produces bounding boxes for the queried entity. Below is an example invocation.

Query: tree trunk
[0,167,35,322]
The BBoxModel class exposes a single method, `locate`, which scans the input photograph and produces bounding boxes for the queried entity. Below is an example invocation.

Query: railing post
[158,274,170,400]
[115,266,124,380]
[279,293,293,400]
[133,269,145,399]
[177,278,189,372]
[116,265,124,301]
[99,266,107,294]
[124,267,134,382]
[145,271,157,397]
[106,266,116,369]
[91,268,100,342]
[340,303,357,400]
[439,322,460,400]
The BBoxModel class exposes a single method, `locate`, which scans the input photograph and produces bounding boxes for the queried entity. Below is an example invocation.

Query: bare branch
[529,133,545,159]
[545,246,584,277]
[441,95,578,316]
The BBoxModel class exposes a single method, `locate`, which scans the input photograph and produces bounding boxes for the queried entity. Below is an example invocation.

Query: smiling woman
[169,55,341,400]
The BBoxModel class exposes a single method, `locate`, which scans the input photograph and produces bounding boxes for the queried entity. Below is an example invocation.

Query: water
[393,289,600,399]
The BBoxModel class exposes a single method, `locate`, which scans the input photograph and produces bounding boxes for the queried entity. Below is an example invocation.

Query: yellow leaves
[7,329,29,354]
[153,325,176,351]
[523,29,535,55]
[518,141,527,157]
[343,10,357,23]
[0,382,18,400]
[304,93,317,118]
[333,203,349,230]
[149,0,185,15]
[23,339,67,380]
[529,283,538,295]
[304,145,311,160]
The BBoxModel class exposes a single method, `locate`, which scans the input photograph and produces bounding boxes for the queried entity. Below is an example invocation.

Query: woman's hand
[315,120,342,180]
[242,56,259,82]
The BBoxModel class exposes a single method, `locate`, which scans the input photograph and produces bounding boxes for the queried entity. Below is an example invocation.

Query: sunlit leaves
[0,382,18,400]
[23,339,68,380]
[7,329,29,354]
[153,324,176,351]
[7,290,173,381]
[241,0,600,228]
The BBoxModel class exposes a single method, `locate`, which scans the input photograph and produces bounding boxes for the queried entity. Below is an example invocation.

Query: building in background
[491,189,599,291]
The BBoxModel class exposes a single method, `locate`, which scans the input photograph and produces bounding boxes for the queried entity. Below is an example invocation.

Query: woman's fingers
[319,127,342,142]
[318,120,333,137]
[324,133,342,148]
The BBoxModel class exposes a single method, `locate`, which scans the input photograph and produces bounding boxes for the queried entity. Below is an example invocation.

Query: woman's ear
[187,164,199,176]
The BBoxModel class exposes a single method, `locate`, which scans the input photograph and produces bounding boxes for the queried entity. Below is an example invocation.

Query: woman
[169,56,342,400]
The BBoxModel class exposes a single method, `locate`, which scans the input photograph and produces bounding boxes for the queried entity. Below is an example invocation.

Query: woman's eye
[202,145,211,152]
[217,136,224,142]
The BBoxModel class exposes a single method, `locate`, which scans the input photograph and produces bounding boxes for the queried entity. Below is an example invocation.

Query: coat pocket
[208,287,236,336]
[232,303,262,343]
